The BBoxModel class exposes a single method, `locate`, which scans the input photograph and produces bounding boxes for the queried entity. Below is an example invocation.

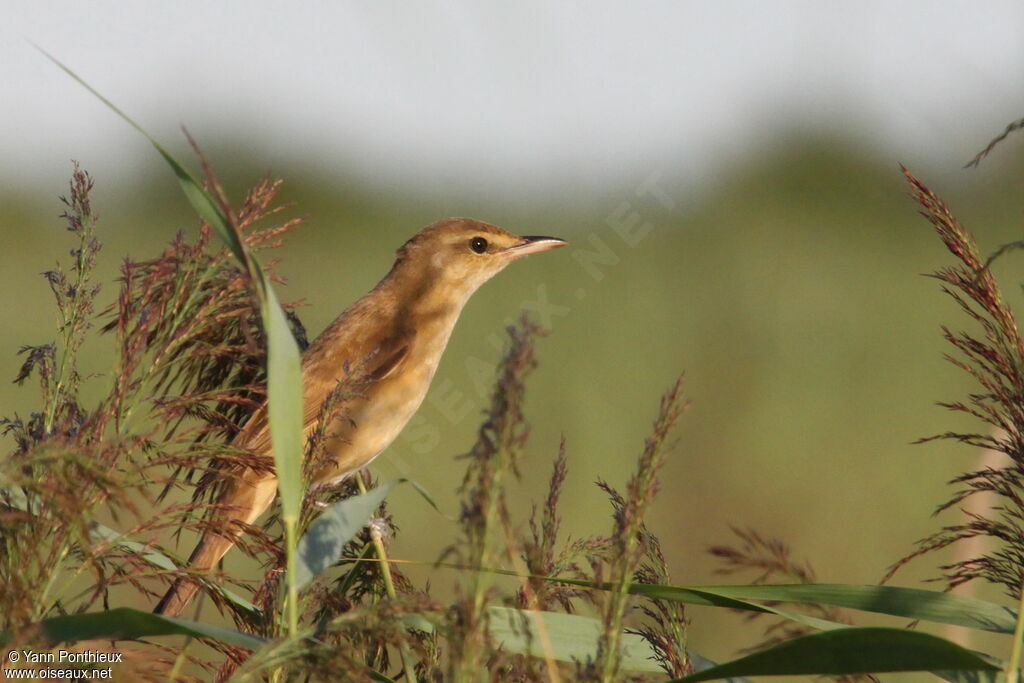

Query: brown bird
[155,218,566,616]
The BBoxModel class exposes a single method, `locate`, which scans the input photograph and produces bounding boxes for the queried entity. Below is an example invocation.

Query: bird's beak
[504,235,568,259]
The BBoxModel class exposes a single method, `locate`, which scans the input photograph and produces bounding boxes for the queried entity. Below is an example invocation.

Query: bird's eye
[469,237,488,254]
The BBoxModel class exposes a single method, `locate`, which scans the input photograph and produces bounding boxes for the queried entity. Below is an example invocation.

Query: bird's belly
[311,365,434,486]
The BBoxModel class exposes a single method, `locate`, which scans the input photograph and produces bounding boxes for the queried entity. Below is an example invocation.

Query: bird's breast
[311,319,456,485]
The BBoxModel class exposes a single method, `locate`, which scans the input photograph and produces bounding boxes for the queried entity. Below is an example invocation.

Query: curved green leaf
[934,670,1000,683]
[36,46,239,264]
[623,584,849,632]
[90,522,259,615]
[488,606,663,673]
[1,608,266,651]
[40,48,306,630]
[448,568,853,633]
[261,285,304,527]
[455,564,1015,636]
[419,606,748,680]
[1,489,259,615]
[688,652,753,683]
[693,583,1015,635]
[294,479,404,589]
[87,521,175,572]
[405,478,443,516]
[38,48,305,530]
[666,627,1000,682]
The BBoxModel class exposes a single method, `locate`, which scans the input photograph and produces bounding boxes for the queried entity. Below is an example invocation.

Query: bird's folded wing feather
[234,324,414,458]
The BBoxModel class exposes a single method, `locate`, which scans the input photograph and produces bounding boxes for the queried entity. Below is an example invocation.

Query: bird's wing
[235,327,414,457]
[365,341,410,382]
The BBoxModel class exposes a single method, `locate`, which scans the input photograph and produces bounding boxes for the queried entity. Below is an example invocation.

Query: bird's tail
[154,473,278,617]
[154,530,238,616]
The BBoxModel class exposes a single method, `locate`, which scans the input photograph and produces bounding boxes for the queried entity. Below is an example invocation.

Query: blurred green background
[4,127,1024,663]
[6,2,1024,672]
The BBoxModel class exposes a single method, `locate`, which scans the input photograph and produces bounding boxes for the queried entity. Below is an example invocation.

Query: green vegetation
[6,65,1024,681]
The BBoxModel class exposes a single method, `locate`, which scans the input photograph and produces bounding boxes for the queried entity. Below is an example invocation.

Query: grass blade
[405,477,443,516]
[261,286,303,523]
[39,48,305,527]
[430,563,1016,636]
[1,608,267,651]
[35,46,240,263]
[85,522,259,616]
[590,581,1013,635]
[2,487,258,615]
[666,628,1000,682]
[431,565,853,633]
[690,583,1015,635]
[410,606,747,679]
[39,48,306,634]
[688,652,752,683]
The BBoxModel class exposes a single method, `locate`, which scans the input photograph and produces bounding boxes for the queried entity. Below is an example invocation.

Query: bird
[155,218,566,616]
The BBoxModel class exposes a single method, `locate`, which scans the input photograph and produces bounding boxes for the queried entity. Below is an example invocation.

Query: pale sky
[5,2,1024,196]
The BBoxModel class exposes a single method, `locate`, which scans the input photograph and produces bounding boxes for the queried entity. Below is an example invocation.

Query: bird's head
[392,218,566,302]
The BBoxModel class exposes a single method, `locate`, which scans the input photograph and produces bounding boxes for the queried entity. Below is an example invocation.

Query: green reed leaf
[667,628,999,682]
[1,608,267,651]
